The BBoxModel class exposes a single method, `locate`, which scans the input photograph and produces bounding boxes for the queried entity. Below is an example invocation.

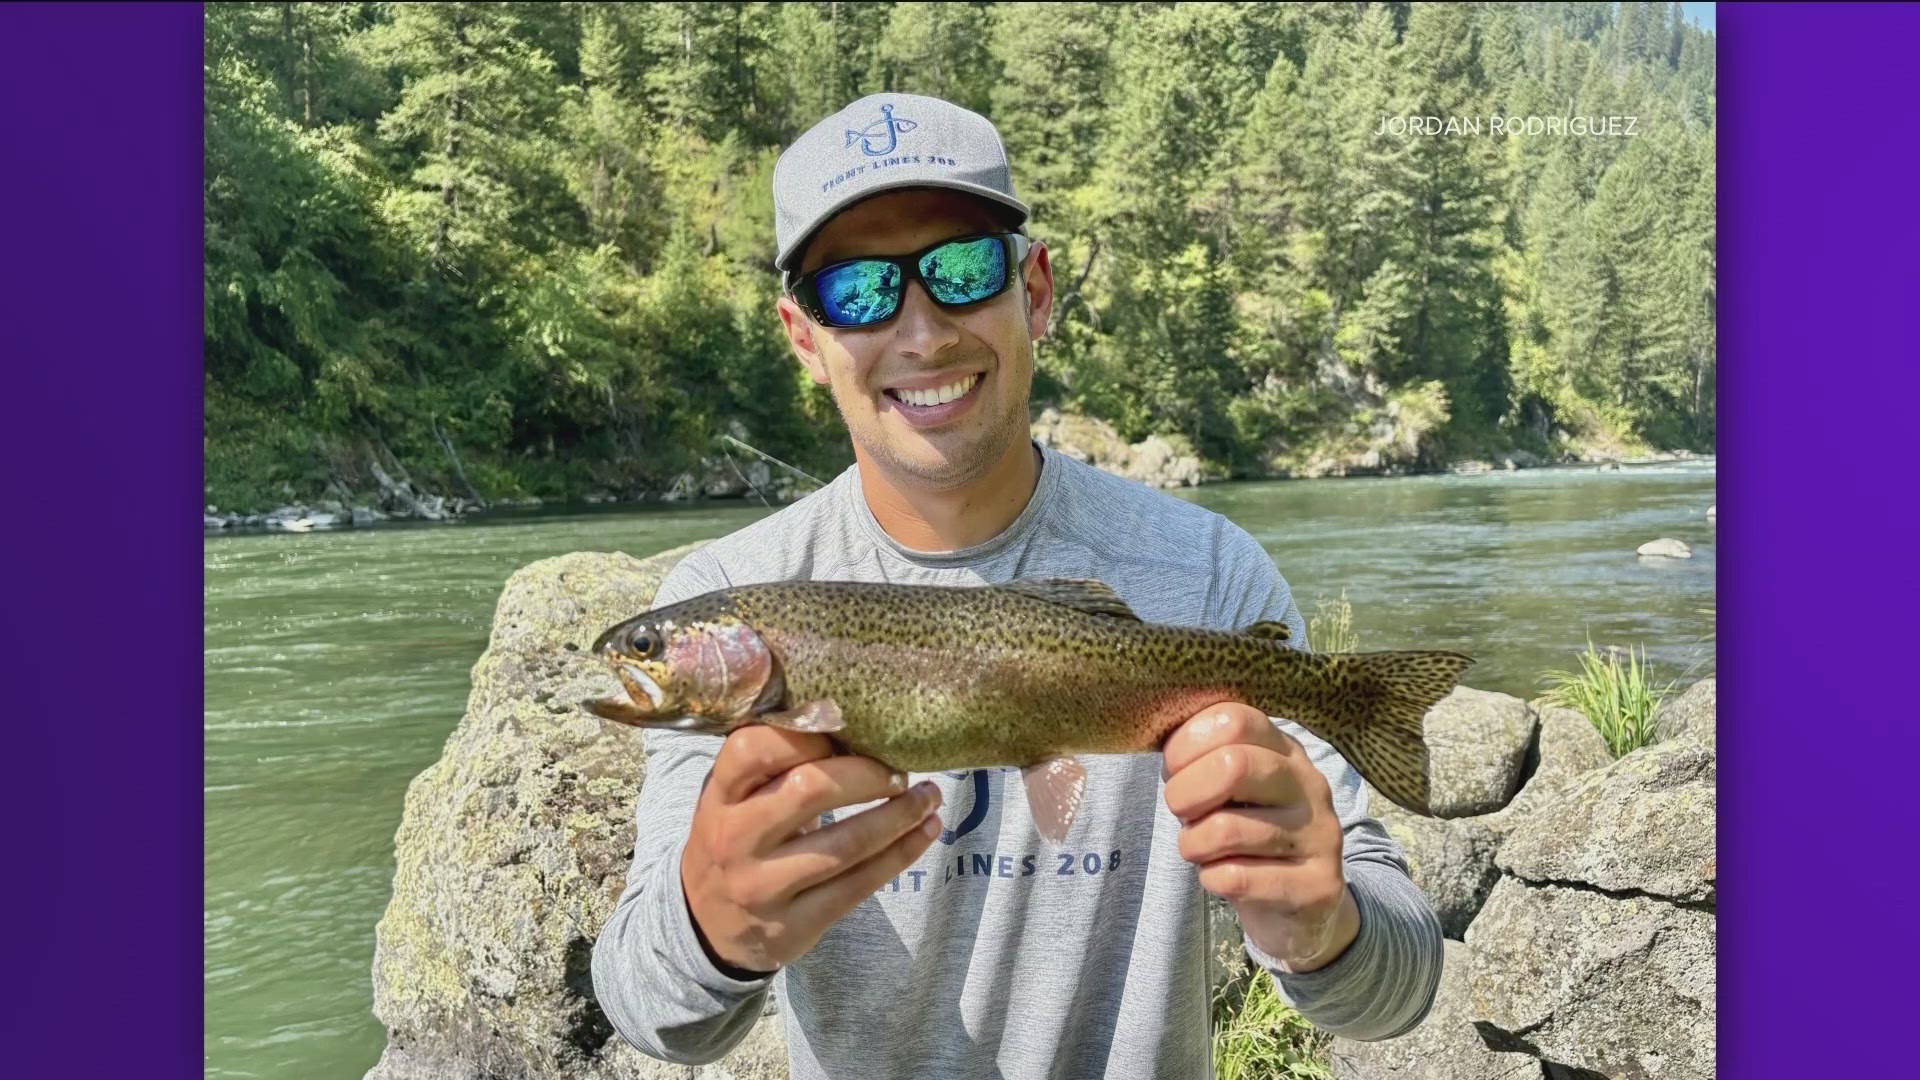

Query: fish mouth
[603,660,711,730]
[617,662,668,710]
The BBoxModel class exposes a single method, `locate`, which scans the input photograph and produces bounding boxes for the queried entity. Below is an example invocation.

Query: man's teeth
[893,374,980,408]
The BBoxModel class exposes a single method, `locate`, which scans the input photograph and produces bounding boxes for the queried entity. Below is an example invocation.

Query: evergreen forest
[205,2,1716,512]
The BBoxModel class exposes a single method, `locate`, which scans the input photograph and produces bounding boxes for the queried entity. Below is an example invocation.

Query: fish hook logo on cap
[844,103,918,157]
[772,92,1032,278]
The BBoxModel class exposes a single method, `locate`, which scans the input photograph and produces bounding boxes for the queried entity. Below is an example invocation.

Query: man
[592,93,1443,1078]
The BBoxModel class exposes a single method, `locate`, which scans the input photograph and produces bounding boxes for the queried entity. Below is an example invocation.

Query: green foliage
[1212,968,1333,1080]
[1539,640,1675,757]
[205,2,1717,511]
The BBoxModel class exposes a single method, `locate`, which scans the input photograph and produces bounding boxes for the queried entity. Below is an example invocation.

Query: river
[203,459,1715,1078]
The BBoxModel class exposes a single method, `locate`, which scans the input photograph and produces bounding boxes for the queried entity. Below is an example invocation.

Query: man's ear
[1022,240,1055,343]
[776,294,831,385]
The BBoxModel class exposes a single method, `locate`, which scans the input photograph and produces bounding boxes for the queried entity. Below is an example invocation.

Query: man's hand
[682,724,944,975]
[1163,702,1360,973]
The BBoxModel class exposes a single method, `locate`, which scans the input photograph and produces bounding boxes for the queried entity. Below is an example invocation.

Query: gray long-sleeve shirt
[591,445,1444,1078]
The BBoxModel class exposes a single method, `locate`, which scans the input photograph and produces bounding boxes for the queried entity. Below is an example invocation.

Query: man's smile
[880,371,985,428]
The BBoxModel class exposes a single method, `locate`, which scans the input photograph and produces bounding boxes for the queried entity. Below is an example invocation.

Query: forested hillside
[205,2,1715,512]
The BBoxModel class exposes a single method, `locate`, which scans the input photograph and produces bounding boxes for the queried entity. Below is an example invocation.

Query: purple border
[1,4,204,1074]
[3,2,1916,1073]
[1721,5,1920,1077]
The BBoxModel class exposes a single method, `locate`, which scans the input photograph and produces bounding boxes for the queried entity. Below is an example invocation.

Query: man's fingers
[760,781,943,897]
[1177,804,1310,865]
[748,754,909,843]
[1164,743,1307,823]
[789,801,944,927]
[709,724,835,805]
[1198,856,1347,914]
[1161,701,1289,776]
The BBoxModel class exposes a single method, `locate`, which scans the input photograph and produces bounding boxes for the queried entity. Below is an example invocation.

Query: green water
[203,461,1716,1078]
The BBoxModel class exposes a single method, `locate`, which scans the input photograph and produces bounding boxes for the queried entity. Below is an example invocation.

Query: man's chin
[860,418,1016,489]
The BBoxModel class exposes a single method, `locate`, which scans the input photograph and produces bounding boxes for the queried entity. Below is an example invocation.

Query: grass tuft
[1539,640,1674,757]
[1212,967,1334,1080]
[1307,591,1359,654]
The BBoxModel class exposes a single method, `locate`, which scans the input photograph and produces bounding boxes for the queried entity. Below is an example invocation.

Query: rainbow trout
[585,578,1472,839]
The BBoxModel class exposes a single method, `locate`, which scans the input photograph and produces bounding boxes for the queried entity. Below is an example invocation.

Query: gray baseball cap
[772,93,1030,278]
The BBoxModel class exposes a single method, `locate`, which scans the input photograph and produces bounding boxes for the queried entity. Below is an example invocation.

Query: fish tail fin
[1254,650,1473,816]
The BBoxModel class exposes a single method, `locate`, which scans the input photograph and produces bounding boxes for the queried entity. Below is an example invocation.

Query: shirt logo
[844,103,918,157]
[937,769,993,844]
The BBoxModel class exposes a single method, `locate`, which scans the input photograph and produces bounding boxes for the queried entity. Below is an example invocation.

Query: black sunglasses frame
[787,232,1033,329]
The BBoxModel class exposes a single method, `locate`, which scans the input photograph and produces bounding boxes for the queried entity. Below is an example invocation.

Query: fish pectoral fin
[1021,756,1089,842]
[758,698,846,734]
[1241,620,1293,642]
[998,578,1142,622]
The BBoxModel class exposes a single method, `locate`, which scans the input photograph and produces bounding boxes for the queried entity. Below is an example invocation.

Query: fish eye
[629,630,659,657]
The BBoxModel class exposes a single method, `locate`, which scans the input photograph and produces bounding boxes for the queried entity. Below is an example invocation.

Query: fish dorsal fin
[1241,620,1293,642]
[998,578,1141,621]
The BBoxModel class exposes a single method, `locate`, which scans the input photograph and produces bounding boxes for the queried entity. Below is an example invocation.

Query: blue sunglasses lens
[816,260,904,326]
[920,236,1009,306]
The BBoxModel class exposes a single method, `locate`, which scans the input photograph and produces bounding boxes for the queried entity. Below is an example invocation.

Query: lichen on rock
[364,541,790,1080]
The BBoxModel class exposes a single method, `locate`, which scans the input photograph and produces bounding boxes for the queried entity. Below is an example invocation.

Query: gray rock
[1497,705,1616,821]
[1635,537,1691,558]
[1369,802,1503,940]
[1330,940,1539,1080]
[1465,877,1715,1080]
[1498,734,1716,905]
[1653,678,1716,745]
[1030,409,1212,489]
[351,505,386,527]
[1368,703,1612,940]
[204,514,229,529]
[1423,687,1538,817]
[365,541,792,1080]
[1129,434,1207,487]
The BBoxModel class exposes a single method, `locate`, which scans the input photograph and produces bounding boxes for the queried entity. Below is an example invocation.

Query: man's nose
[889,278,962,357]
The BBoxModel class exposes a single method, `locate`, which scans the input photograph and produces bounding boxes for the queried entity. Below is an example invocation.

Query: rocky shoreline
[206,411,1711,532]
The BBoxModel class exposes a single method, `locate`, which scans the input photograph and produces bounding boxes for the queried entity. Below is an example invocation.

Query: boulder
[1497,736,1716,905]
[1128,434,1208,487]
[1653,678,1716,745]
[1422,687,1538,817]
[1635,537,1691,558]
[365,541,791,1080]
[1030,409,1212,489]
[352,505,387,527]
[1329,940,1540,1080]
[1368,701,1613,940]
[1458,694,1718,1080]
[1495,705,1616,822]
[1367,803,1503,940]
[1465,877,1715,1080]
